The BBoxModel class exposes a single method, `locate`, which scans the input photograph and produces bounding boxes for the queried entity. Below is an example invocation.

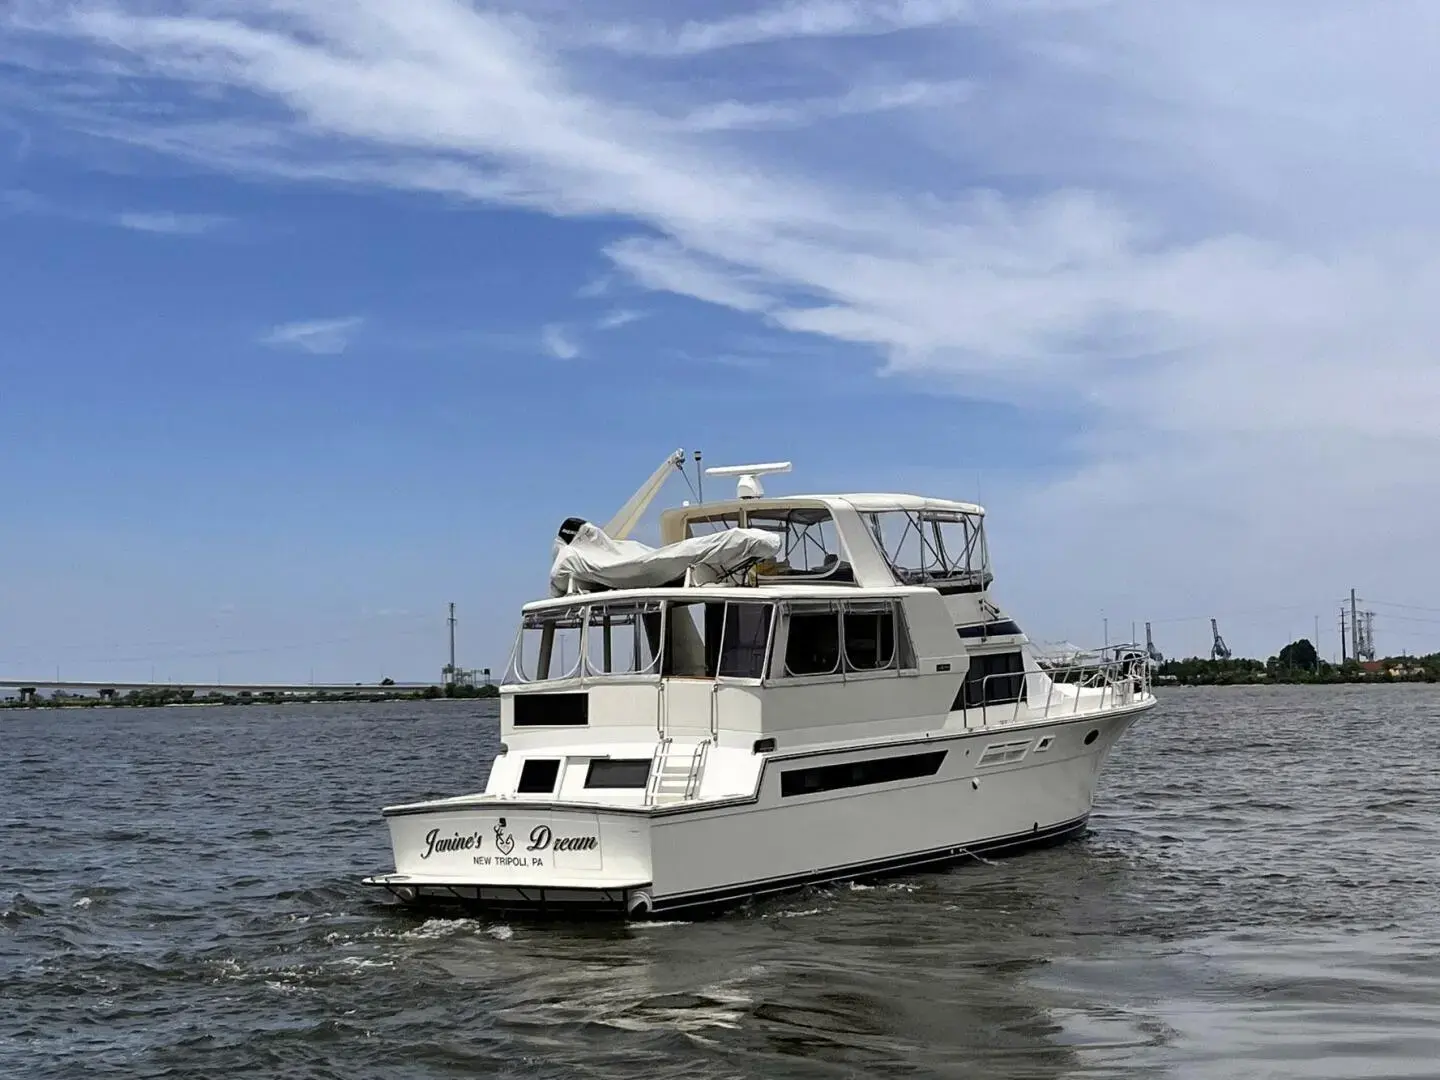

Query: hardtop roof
[662,492,986,520]
[523,582,939,613]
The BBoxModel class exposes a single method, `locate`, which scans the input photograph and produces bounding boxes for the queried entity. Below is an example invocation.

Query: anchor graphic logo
[493,817,515,856]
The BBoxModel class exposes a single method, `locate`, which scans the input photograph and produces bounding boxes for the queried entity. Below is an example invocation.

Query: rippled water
[4,686,1439,1078]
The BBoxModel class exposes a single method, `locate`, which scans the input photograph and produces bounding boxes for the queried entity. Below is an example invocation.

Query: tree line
[1158,639,1439,685]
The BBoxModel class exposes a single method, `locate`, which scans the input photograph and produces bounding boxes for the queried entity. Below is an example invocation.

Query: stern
[362,801,655,916]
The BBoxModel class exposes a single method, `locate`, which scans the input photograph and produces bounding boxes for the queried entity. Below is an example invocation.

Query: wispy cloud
[0,188,228,235]
[680,80,971,132]
[590,0,982,56]
[262,316,365,355]
[9,0,1440,648]
[595,308,645,330]
[575,274,612,299]
[115,210,226,235]
[604,239,775,313]
[540,323,580,359]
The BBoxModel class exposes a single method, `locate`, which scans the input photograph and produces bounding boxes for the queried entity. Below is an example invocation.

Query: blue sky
[3,0,1439,683]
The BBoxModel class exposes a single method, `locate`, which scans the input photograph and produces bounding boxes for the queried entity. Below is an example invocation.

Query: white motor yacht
[363,452,1156,918]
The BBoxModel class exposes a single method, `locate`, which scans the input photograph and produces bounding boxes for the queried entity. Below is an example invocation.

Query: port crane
[1210,618,1232,661]
[1145,622,1164,665]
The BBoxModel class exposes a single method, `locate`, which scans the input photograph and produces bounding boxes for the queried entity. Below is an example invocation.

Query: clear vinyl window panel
[507,606,585,683]
[863,510,991,590]
[582,601,662,677]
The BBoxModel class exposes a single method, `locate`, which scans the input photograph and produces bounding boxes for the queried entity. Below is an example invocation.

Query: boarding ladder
[644,736,712,806]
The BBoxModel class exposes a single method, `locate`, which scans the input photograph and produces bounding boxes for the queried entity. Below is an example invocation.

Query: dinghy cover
[548,521,782,596]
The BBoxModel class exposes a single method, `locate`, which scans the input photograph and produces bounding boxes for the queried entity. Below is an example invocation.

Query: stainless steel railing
[960,651,1152,728]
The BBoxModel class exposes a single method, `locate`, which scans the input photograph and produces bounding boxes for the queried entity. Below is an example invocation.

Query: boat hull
[362,703,1148,918]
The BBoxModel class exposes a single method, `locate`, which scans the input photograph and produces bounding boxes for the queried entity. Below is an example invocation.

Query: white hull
[364,703,1146,917]
[363,467,1160,919]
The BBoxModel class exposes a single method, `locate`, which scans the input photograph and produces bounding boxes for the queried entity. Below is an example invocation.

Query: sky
[2,0,1438,684]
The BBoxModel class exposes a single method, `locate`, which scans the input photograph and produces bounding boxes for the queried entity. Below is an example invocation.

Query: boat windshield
[862,509,991,589]
[746,508,854,583]
[506,598,776,683]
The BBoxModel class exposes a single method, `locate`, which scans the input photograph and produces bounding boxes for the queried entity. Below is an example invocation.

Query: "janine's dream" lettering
[420,827,480,859]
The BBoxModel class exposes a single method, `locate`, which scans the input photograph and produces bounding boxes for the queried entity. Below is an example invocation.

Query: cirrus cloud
[8,0,1440,654]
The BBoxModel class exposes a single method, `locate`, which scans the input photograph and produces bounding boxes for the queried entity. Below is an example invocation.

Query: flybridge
[547,451,994,597]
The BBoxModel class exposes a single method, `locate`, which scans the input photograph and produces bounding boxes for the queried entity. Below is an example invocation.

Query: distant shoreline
[0,685,500,709]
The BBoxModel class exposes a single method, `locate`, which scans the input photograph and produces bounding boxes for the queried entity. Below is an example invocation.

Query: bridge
[0,679,441,704]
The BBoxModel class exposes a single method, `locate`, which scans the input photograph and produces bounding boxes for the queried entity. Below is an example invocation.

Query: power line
[1365,599,1440,615]
[1149,603,1316,626]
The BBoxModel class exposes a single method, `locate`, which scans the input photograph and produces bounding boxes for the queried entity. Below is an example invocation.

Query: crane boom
[603,449,687,540]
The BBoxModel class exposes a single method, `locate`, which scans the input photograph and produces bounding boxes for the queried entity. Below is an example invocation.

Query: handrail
[684,738,711,800]
[961,653,1151,727]
[644,737,672,805]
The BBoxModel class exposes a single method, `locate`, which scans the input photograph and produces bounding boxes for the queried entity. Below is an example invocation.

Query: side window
[663,602,710,678]
[510,607,584,682]
[718,603,774,679]
[842,601,897,672]
[956,651,1026,709]
[583,602,662,677]
[783,604,841,676]
[517,758,560,794]
[584,759,652,789]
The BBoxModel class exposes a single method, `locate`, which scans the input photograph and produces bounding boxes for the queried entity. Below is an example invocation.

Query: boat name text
[420,827,479,860]
[526,825,598,853]
[418,823,599,862]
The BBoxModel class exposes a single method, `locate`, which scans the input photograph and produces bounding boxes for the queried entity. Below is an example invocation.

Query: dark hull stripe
[369,813,1089,919]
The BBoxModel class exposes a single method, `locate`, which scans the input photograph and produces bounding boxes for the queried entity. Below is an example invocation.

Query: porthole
[1083,729,1099,745]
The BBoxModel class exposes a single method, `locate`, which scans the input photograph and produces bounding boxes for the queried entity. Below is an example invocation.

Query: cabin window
[842,601,897,672]
[955,651,1026,710]
[584,758,652,789]
[748,508,854,582]
[780,750,947,797]
[512,692,589,726]
[662,602,711,678]
[582,601,662,677]
[783,603,841,676]
[516,758,561,794]
[508,606,584,683]
[717,602,774,679]
[864,509,992,591]
[658,600,775,679]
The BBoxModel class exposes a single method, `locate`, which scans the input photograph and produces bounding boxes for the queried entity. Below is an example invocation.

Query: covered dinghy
[548,519,782,596]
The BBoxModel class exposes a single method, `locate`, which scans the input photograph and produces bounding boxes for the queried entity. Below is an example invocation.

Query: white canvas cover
[548,521,783,596]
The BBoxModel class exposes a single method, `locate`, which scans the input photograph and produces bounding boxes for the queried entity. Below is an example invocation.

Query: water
[3,686,1438,1079]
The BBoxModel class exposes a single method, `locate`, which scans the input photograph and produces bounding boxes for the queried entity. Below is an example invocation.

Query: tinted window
[784,605,840,676]
[955,652,1026,709]
[718,603,773,678]
[842,602,896,671]
[517,758,560,794]
[513,692,588,726]
[781,750,947,797]
[584,758,652,789]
